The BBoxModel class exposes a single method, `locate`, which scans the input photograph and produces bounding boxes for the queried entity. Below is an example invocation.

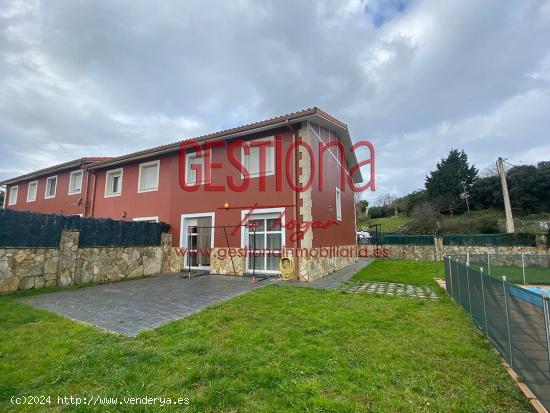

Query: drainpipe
[88,170,97,217]
[83,169,90,216]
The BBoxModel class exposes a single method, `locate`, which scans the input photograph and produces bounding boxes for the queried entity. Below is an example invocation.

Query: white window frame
[133,216,159,223]
[44,176,57,199]
[241,136,275,178]
[240,207,285,275]
[26,181,38,202]
[185,153,210,185]
[104,168,123,198]
[68,170,83,195]
[179,212,216,269]
[137,160,160,193]
[8,185,18,205]
[336,187,342,221]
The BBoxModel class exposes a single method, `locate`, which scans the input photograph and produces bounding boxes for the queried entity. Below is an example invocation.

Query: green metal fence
[443,233,537,247]
[371,234,434,245]
[445,256,550,410]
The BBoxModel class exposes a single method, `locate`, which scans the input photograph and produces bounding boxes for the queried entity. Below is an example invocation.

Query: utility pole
[497,157,515,233]
[461,184,470,213]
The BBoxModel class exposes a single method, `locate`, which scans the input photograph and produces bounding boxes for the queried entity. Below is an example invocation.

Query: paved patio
[274,259,373,289]
[18,274,266,336]
[17,260,373,336]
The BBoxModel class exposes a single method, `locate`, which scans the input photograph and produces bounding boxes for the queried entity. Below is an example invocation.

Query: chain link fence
[445,256,550,410]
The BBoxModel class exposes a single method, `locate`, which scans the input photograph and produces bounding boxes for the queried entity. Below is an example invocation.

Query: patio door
[182,214,213,269]
[244,212,283,274]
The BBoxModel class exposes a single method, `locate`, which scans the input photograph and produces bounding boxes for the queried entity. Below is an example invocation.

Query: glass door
[183,216,212,268]
[246,214,283,273]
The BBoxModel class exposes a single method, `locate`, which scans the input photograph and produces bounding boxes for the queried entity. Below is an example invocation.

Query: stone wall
[206,246,357,281]
[297,245,358,281]
[381,234,549,261]
[209,248,246,275]
[0,230,180,293]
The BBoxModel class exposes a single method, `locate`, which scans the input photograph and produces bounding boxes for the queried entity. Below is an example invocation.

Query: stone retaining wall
[0,231,180,293]
[297,245,358,281]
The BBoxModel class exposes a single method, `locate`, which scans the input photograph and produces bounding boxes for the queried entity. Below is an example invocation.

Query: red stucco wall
[307,123,357,247]
[92,127,298,248]
[5,123,357,251]
[5,170,88,216]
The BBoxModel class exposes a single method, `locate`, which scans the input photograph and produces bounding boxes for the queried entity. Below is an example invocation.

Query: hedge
[442,233,537,247]
[372,234,435,245]
[0,209,170,248]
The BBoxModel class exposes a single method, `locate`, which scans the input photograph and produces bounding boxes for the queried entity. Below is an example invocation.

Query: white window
[27,181,38,202]
[241,208,285,273]
[8,185,18,205]
[185,153,209,185]
[242,136,275,178]
[336,187,342,221]
[138,160,160,192]
[132,216,159,223]
[68,170,83,195]
[105,168,123,197]
[45,176,57,199]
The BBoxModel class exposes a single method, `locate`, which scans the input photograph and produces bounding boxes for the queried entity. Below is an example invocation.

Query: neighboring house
[0,108,363,280]
[1,158,110,216]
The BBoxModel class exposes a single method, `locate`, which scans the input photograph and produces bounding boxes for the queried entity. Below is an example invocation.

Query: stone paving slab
[274,259,373,290]
[18,273,266,336]
[339,281,439,300]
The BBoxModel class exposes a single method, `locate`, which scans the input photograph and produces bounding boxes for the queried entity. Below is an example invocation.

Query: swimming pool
[508,286,549,308]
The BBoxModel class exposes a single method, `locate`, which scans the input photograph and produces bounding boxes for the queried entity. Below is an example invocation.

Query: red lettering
[349,141,375,192]
[179,140,203,192]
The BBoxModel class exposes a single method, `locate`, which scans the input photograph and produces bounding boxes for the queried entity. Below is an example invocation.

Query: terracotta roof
[0,157,111,186]
[1,108,360,185]
[88,107,349,169]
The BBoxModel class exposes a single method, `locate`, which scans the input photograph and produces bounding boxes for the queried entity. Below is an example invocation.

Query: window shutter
[141,164,158,190]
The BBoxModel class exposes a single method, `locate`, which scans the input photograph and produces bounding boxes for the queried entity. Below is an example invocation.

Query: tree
[356,199,369,218]
[375,194,398,216]
[507,165,543,214]
[401,202,441,234]
[536,161,550,209]
[425,149,478,215]
[395,190,427,217]
[0,190,4,208]
[469,175,502,210]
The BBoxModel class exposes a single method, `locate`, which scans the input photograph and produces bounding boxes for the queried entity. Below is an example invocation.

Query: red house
[1,108,366,280]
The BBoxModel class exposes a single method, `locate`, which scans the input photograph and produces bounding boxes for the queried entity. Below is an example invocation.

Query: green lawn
[470,261,550,285]
[0,262,530,412]
[352,259,444,286]
[357,215,410,233]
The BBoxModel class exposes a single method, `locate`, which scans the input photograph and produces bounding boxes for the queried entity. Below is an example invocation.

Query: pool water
[526,287,550,296]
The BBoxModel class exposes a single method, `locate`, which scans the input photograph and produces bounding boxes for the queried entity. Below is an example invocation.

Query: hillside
[357,210,550,234]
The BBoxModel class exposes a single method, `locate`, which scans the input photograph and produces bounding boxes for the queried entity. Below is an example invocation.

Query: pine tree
[425,149,478,215]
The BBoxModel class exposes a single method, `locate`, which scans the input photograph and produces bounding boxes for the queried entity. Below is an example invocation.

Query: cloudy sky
[1,0,550,203]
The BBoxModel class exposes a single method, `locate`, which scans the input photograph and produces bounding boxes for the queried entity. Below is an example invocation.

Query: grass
[351,259,443,286]
[357,209,550,234]
[470,261,550,285]
[357,215,410,233]
[0,261,531,412]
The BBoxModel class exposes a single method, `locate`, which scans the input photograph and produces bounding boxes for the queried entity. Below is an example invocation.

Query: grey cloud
[1,0,549,206]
